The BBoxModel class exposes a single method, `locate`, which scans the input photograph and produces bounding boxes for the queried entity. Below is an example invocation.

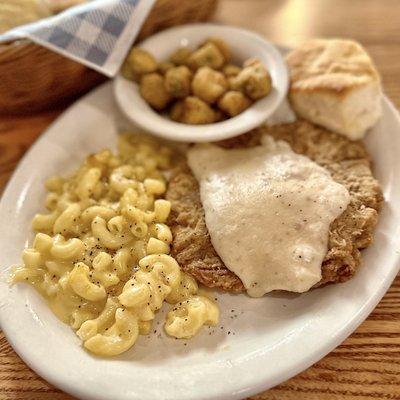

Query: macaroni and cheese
[12,133,219,356]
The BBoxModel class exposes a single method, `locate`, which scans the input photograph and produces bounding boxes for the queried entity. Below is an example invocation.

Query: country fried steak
[166,120,383,292]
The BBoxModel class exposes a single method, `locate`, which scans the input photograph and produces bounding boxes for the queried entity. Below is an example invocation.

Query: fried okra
[204,37,230,63]
[164,66,192,98]
[218,90,251,117]
[124,38,273,125]
[192,67,228,104]
[140,73,171,110]
[169,47,192,66]
[127,47,158,76]
[121,59,136,81]
[171,96,216,124]
[187,43,225,70]
[231,59,272,100]
[170,101,184,122]
[222,64,241,77]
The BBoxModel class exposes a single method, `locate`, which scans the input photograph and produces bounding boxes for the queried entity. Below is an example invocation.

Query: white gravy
[187,136,350,297]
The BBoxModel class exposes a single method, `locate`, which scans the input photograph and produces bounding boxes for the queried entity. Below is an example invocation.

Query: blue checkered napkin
[0,0,156,77]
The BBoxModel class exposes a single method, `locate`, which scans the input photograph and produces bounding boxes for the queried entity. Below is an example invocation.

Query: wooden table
[1,1,400,399]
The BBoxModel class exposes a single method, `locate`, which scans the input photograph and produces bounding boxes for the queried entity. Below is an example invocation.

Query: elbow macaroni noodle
[11,134,219,356]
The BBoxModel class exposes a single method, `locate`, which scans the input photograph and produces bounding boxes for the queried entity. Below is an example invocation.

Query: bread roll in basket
[0,0,218,114]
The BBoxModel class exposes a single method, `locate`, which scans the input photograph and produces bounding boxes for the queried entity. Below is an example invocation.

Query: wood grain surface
[1,1,400,399]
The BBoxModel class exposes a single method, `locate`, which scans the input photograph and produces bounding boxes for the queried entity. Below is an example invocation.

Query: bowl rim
[114,22,289,142]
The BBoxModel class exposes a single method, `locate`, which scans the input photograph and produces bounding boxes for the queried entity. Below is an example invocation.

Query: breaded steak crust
[166,120,383,292]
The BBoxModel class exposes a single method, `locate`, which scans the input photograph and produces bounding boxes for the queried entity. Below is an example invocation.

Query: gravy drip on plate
[188,136,350,297]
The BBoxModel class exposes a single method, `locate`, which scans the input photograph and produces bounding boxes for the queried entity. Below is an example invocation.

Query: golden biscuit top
[286,39,380,93]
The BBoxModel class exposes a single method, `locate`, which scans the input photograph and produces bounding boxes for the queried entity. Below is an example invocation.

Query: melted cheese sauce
[188,137,350,297]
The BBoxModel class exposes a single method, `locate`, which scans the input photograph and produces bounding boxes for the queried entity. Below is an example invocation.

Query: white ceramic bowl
[114,23,289,142]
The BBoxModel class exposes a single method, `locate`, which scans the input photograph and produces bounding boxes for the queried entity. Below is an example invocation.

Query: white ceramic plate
[114,23,288,142]
[0,81,399,400]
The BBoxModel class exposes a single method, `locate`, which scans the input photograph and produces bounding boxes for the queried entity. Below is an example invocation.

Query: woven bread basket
[0,0,218,114]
